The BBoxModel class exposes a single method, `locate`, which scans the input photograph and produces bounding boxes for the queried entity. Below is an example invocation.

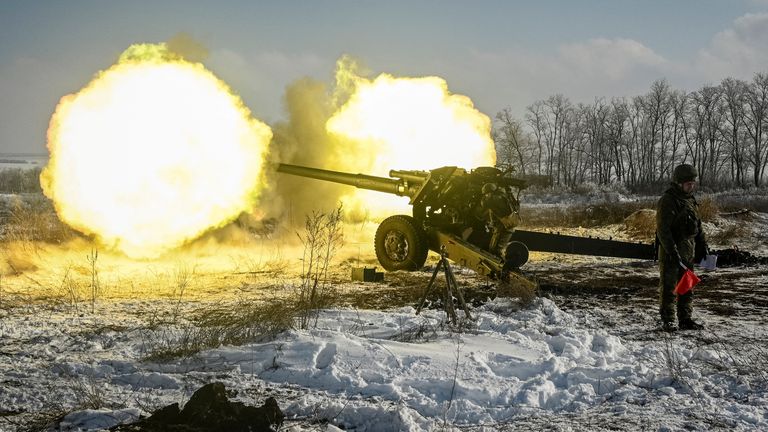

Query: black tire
[503,241,529,270]
[375,215,429,271]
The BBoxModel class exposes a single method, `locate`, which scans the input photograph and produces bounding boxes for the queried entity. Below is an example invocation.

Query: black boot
[678,318,704,330]
[662,322,678,332]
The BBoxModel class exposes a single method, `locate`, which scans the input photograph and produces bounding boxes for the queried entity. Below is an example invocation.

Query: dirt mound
[624,209,656,238]
[711,248,768,267]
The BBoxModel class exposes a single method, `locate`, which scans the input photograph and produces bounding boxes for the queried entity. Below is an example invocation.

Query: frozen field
[0,202,767,431]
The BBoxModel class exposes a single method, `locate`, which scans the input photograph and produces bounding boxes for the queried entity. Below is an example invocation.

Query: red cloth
[674,269,701,295]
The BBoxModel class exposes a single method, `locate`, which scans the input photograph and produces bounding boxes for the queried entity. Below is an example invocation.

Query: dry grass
[1,241,40,274]
[714,190,768,213]
[4,365,121,432]
[624,209,657,239]
[141,298,294,362]
[521,200,653,229]
[521,193,724,233]
[697,196,719,222]
[2,195,75,244]
[496,272,538,305]
[709,223,749,245]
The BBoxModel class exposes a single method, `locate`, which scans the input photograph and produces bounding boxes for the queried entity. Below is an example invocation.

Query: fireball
[41,44,271,258]
[326,62,496,217]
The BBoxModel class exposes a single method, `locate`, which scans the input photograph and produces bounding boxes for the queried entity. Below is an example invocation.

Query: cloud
[461,11,768,120]
[695,12,768,80]
[461,37,673,118]
[558,38,667,80]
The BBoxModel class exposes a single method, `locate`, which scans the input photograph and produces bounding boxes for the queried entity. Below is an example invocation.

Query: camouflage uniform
[656,164,708,329]
[478,183,519,257]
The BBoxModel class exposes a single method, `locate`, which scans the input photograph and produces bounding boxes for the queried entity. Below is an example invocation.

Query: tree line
[494,73,768,191]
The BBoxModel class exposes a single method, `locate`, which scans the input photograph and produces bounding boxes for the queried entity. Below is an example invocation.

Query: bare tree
[582,99,612,184]
[721,77,749,187]
[525,102,546,176]
[501,70,768,190]
[743,73,768,186]
[683,85,723,186]
[545,95,573,186]
[607,98,630,183]
[494,108,528,174]
[667,90,689,179]
[641,80,675,182]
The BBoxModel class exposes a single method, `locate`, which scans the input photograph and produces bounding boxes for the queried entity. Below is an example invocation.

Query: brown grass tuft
[624,209,657,240]
[697,196,719,222]
[496,273,538,305]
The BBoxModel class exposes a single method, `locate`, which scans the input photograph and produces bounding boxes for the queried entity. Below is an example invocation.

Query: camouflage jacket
[656,183,708,265]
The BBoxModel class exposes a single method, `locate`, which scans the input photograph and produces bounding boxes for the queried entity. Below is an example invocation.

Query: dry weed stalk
[662,336,687,385]
[58,266,81,313]
[171,264,196,323]
[86,248,100,313]
[295,205,344,329]
[442,336,465,428]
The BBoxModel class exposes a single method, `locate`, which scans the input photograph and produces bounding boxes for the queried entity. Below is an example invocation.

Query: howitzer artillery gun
[277,163,654,279]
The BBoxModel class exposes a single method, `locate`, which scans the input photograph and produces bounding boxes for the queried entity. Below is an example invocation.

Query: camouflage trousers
[658,258,694,323]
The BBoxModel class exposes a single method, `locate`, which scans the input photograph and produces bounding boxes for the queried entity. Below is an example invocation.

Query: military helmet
[673,164,698,183]
[481,183,498,194]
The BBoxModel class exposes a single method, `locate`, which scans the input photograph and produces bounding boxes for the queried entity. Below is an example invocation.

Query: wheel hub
[383,230,409,262]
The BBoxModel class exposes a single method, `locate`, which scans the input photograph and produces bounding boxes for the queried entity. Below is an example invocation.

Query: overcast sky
[2,0,768,154]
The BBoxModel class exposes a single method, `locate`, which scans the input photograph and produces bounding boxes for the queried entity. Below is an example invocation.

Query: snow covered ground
[1,209,767,431]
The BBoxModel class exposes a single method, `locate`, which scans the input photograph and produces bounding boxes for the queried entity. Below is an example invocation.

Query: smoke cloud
[256,55,496,226]
[259,57,368,224]
[166,33,210,63]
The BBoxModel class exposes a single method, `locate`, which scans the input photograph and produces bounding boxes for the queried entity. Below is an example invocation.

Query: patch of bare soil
[332,266,499,310]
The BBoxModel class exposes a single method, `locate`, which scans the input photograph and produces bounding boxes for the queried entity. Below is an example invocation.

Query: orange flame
[41,44,271,258]
[326,61,496,217]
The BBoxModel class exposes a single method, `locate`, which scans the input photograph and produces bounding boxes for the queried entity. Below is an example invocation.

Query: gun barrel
[277,163,409,196]
[389,169,428,185]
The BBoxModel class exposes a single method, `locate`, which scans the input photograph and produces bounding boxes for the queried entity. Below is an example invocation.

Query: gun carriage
[277,163,654,278]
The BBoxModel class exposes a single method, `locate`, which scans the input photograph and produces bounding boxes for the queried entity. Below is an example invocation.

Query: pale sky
[2,0,768,154]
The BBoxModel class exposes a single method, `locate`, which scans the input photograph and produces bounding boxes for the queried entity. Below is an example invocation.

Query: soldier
[478,182,520,257]
[656,164,708,332]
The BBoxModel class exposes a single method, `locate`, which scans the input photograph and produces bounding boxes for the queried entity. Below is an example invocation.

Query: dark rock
[147,402,181,424]
[112,383,283,431]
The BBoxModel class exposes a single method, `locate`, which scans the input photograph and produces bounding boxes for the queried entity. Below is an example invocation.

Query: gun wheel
[503,241,529,270]
[375,215,429,271]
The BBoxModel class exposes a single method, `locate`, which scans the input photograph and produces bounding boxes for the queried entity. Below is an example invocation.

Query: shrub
[294,205,344,329]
